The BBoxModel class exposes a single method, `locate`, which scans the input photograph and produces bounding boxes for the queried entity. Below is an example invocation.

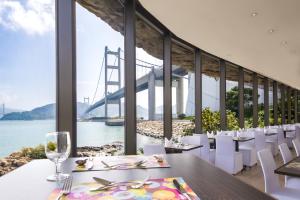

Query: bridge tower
[104,46,121,118]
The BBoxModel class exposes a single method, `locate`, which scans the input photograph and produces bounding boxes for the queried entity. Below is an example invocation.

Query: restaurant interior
[1,0,300,199]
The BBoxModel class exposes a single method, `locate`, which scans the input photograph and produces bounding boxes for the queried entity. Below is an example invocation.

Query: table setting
[44,132,200,200]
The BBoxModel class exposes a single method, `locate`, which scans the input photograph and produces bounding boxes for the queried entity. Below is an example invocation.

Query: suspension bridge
[82,46,194,122]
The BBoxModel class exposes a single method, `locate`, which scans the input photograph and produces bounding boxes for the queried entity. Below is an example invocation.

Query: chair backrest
[276,128,285,145]
[182,135,200,145]
[199,134,210,162]
[257,149,281,193]
[292,139,300,157]
[279,143,292,164]
[254,131,266,152]
[143,144,166,156]
[182,135,201,157]
[215,136,235,172]
[295,126,300,140]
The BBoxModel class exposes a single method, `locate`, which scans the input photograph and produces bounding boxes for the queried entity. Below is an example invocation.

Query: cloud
[0,0,55,35]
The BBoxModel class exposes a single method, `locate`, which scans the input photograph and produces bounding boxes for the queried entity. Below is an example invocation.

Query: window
[291,89,296,124]
[225,64,239,130]
[298,91,300,123]
[76,1,125,156]
[0,0,56,158]
[202,55,220,132]
[258,77,265,127]
[277,84,282,124]
[171,42,195,136]
[135,15,164,152]
[269,80,274,125]
[244,71,253,128]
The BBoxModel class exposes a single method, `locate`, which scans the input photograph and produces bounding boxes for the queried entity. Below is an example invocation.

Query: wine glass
[45,131,71,181]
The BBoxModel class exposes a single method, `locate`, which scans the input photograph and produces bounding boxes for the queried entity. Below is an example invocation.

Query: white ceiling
[139,0,300,89]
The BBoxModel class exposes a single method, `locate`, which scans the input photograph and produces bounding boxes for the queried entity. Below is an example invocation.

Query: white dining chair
[278,143,300,189]
[295,126,300,140]
[292,139,300,157]
[197,134,215,164]
[143,144,166,156]
[238,131,257,167]
[254,131,272,156]
[182,135,201,158]
[277,128,286,146]
[258,149,300,200]
[215,135,243,174]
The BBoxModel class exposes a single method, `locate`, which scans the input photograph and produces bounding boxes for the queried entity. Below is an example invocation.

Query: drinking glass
[45,131,71,181]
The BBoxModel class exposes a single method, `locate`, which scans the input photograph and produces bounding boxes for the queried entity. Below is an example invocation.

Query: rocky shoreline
[0,120,194,176]
[137,120,194,138]
[0,142,124,177]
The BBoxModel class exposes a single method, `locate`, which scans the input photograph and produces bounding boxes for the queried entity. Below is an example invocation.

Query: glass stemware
[45,131,71,181]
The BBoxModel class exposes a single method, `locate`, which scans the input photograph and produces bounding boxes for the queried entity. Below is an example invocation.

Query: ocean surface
[0,120,159,158]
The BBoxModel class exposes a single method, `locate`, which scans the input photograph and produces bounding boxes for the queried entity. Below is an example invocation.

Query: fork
[56,176,73,200]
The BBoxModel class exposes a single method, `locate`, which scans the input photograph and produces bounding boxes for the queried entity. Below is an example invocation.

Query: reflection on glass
[225,64,239,130]
[76,1,125,155]
[202,55,220,132]
[244,71,253,128]
[171,43,195,136]
[135,15,164,153]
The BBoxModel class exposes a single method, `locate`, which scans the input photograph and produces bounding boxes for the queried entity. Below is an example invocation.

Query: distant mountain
[0,107,23,118]
[0,102,89,120]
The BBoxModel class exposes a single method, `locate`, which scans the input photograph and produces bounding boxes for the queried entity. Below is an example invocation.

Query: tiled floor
[235,150,297,192]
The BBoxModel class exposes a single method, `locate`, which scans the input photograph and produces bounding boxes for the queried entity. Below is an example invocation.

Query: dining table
[208,136,254,152]
[275,156,300,178]
[165,144,203,153]
[0,154,274,200]
[283,129,295,139]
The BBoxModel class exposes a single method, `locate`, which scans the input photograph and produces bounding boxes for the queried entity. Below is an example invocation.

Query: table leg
[235,141,239,152]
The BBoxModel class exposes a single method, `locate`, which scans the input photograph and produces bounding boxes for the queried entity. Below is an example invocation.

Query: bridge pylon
[104,46,121,118]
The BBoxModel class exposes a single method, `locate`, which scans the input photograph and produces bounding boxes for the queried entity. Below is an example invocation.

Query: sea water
[0,120,159,158]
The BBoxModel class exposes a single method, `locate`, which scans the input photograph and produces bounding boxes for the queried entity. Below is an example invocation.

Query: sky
[0,0,221,114]
[0,0,55,110]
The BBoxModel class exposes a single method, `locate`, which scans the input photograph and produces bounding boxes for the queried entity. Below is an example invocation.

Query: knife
[93,177,114,186]
[173,179,192,200]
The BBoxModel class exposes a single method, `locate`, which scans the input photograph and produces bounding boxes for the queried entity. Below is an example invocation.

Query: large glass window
[284,87,288,123]
[269,80,274,125]
[244,71,253,128]
[225,64,239,130]
[76,1,125,156]
[171,42,195,136]
[298,91,300,123]
[0,0,56,159]
[291,90,295,124]
[202,55,220,132]
[258,77,265,127]
[278,84,282,124]
[135,16,164,152]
